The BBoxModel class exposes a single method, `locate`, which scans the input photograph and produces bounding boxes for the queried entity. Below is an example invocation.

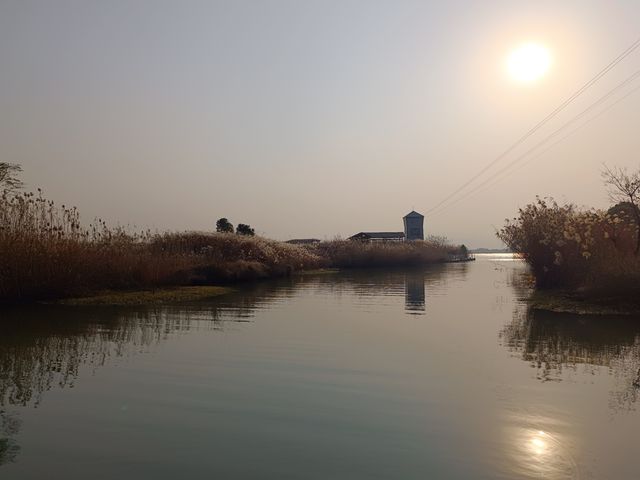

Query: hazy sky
[1,1,639,247]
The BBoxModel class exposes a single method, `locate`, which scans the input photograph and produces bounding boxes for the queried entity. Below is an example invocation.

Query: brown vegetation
[0,189,458,305]
[0,190,322,304]
[312,238,453,268]
[498,196,640,299]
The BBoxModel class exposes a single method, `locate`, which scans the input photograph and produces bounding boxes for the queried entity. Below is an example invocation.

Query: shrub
[236,223,255,236]
[498,197,640,295]
[215,218,234,233]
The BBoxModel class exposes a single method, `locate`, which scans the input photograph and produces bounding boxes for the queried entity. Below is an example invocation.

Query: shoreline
[51,286,234,307]
[527,290,640,316]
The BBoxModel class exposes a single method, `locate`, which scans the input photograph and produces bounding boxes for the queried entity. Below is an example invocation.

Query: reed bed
[1,189,460,304]
[498,197,640,298]
[0,191,321,304]
[312,239,454,268]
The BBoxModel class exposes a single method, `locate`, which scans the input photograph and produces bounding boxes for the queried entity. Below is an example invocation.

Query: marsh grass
[312,239,454,268]
[499,197,640,299]
[0,191,322,304]
[1,190,459,304]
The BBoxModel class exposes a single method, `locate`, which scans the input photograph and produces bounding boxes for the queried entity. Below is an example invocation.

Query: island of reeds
[0,163,466,305]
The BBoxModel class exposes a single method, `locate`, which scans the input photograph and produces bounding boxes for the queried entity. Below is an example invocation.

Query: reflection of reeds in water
[0,280,291,467]
[0,308,192,407]
[0,280,288,408]
[0,410,20,466]
[500,306,640,411]
[0,268,459,408]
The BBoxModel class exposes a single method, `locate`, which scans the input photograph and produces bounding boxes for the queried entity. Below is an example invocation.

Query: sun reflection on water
[530,431,547,456]
[502,421,581,479]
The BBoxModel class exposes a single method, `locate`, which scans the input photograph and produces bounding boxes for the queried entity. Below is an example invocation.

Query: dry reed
[1,190,460,304]
[498,197,640,297]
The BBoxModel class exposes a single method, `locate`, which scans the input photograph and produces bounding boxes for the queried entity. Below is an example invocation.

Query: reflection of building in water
[404,272,425,313]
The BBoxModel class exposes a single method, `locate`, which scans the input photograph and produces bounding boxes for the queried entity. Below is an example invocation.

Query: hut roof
[349,232,405,240]
[403,210,424,218]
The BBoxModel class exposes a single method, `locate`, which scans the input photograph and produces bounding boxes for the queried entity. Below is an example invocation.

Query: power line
[425,36,640,216]
[429,73,640,218]
[429,70,640,217]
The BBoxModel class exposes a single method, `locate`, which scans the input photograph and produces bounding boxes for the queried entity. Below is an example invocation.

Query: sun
[506,43,552,84]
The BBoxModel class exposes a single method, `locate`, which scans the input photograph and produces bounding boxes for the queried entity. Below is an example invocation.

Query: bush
[498,197,640,295]
[235,223,255,236]
[215,218,234,233]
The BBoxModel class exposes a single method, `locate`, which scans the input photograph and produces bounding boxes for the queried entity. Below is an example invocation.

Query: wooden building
[349,232,405,242]
[403,211,424,241]
[349,210,425,242]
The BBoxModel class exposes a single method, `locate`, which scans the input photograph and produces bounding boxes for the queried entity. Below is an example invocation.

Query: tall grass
[498,197,640,297]
[0,191,321,304]
[312,239,454,268]
[1,189,461,304]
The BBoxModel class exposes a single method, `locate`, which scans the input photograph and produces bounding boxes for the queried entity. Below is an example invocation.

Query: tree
[602,165,640,254]
[216,218,234,233]
[236,223,255,236]
[0,163,24,193]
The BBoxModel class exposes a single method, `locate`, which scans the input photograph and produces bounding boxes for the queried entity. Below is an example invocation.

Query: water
[1,254,640,479]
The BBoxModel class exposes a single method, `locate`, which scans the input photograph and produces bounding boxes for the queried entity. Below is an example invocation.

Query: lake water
[1,254,640,479]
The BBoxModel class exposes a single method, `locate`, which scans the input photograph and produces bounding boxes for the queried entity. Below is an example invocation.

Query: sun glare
[507,43,551,84]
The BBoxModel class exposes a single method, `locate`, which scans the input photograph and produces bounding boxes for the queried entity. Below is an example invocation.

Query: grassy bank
[0,190,460,305]
[57,286,234,306]
[498,197,640,308]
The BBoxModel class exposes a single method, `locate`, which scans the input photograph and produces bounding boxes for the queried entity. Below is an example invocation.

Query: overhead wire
[425,36,640,216]
[428,72,640,218]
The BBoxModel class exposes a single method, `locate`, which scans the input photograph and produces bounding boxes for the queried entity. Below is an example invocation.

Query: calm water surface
[2,254,640,479]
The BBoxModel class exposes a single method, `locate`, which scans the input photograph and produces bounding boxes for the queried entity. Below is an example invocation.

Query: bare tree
[0,163,24,193]
[602,164,640,254]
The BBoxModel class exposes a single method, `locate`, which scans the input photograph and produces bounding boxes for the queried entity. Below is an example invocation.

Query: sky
[1,0,639,247]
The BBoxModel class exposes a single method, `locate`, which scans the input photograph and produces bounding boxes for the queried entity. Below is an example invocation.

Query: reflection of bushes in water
[0,282,285,407]
[500,307,640,410]
[293,264,463,298]
[0,410,20,466]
